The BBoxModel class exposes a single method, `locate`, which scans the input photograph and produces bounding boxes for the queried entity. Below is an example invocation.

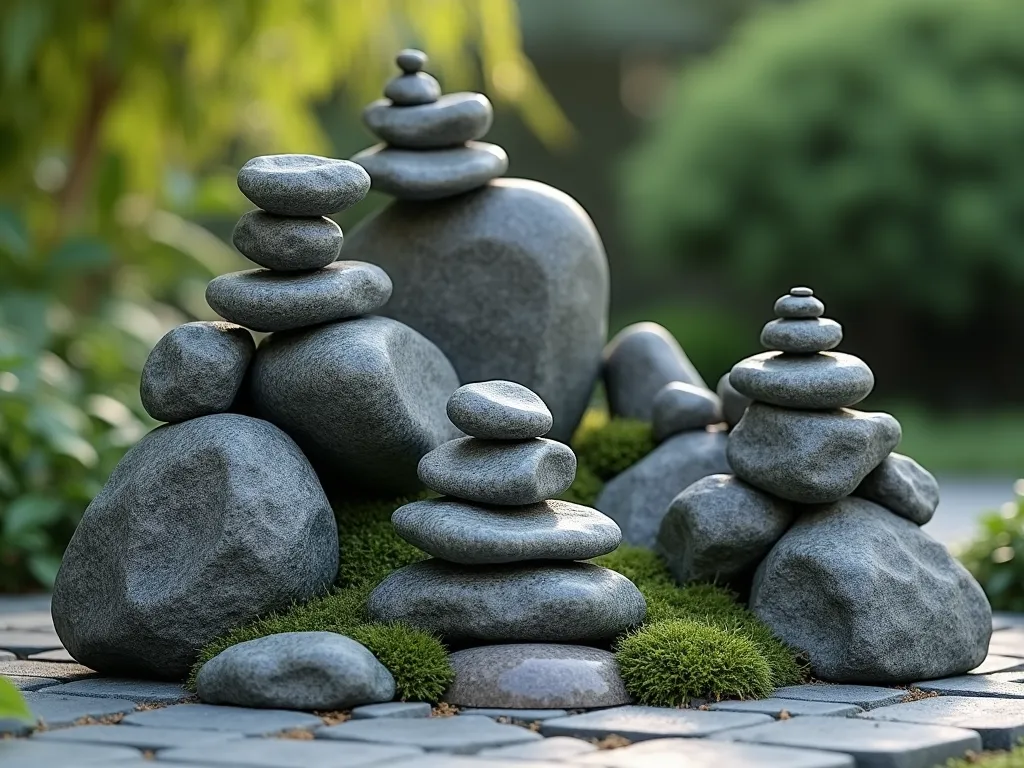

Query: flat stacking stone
[854,453,940,525]
[23,692,136,728]
[352,142,508,200]
[52,414,338,680]
[351,701,432,719]
[384,72,442,106]
[232,211,342,271]
[775,289,825,318]
[913,673,1024,698]
[718,372,752,428]
[163,739,423,767]
[392,498,620,564]
[603,322,707,421]
[365,93,493,148]
[237,154,370,216]
[651,381,723,441]
[541,706,772,741]
[0,741,142,768]
[206,261,392,333]
[575,738,855,768]
[462,708,569,721]
[34,724,243,750]
[710,698,862,718]
[772,684,906,710]
[122,703,322,734]
[730,352,874,409]
[657,474,795,587]
[728,404,901,503]
[367,559,646,646]
[42,678,188,703]
[316,714,542,754]
[140,321,253,423]
[446,380,552,440]
[444,644,630,708]
[596,430,730,548]
[751,498,991,683]
[861,695,1024,750]
[6,675,57,690]
[197,632,394,710]
[761,318,843,354]
[417,437,576,505]
[478,736,597,761]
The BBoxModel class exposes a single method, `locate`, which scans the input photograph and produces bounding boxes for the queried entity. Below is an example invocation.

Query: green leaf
[48,237,113,273]
[0,676,33,723]
[3,494,64,538]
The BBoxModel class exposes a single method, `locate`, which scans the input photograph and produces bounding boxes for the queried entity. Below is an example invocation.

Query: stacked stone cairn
[656,287,992,684]
[368,380,645,708]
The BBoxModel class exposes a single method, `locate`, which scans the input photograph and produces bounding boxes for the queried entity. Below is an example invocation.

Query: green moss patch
[349,622,454,702]
[335,494,429,588]
[573,415,655,482]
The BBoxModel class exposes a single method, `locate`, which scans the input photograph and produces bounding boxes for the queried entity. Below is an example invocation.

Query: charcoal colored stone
[478,737,597,761]
[709,698,862,718]
[595,430,730,548]
[775,288,825,319]
[352,143,507,200]
[751,498,992,683]
[0,741,142,768]
[730,352,875,410]
[861,695,1024,750]
[250,315,461,495]
[444,644,630,708]
[231,211,342,271]
[316,714,542,754]
[761,318,843,354]
[574,738,854,768]
[42,678,188,703]
[365,93,493,148]
[446,380,552,440]
[384,72,442,106]
[367,559,646,646]
[854,452,940,525]
[51,414,338,680]
[122,703,322,734]
[237,154,370,216]
[417,437,576,505]
[34,725,243,750]
[140,321,254,423]
[771,684,906,710]
[651,381,723,441]
[603,322,707,421]
[717,372,752,428]
[23,692,136,728]
[728,404,901,503]
[657,474,794,586]
[392,498,620,564]
[197,632,394,710]
[540,705,773,741]
[351,701,432,719]
[205,261,392,333]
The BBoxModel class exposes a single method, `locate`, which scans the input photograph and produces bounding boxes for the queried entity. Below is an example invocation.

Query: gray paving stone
[987,627,1024,657]
[539,705,773,741]
[713,715,981,768]
[6,674,59,691]
[24,691,137,728]
[772,684,906,710]
[970,654,1024,675]
[350,701,432,719]
[0,629,62,656]
[0,610,54,631]
[913,673,1024,698]
[122,703,322,735]
[316,714,542,754]
[0,658,96,680]
[993,613,1024,631]
[28,648,77,662]
[0,649,14,661]
[34,724,244,750]
[574,737,854,767]
[860,695,1024,750]
[461,707,569,722]
[44,677,190,703]
[0,594,50,614]
[386,757,571,768]
[709,697,862,718]
[477,735,598,760]
[161,739,423,767]
[0,740,142,768]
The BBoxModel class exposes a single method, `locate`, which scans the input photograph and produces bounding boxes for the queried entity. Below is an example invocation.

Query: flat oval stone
[384,72,441,106]
[391,498,620,564]
[775,294,824,319]
[445,644,630,708]
[237,155,370,216]
[730,351,874,409]
[761,318,843,354]
[651,381,723,442]
[352,142,508,200]
[367,559,646,645]
[232,211,342,271]
[364,93,493,149]
[206,261,392,333]
[418,437,576,505]
[447,380,553,440]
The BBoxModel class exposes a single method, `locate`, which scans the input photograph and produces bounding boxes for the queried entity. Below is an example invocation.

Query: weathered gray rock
[51,414,338,679]
[364,94,493,149]
[384,73,441,106]
[750,497,991,682]
[446,380,552,440]
[730,352,874,410]
[717,372,752,429]
[775,287,825,319]
[206,261,392,333]
[603,322,707,421]
[250,315,461,495]
[445,644,631,708]
[760,318,843,354]
[396,49,429,74]
[344,178,608,443]
[367,559,646,646]
[231,211,342,271]
[391,498,620,564]
[657,474,794,586]
[197,632,394,710]
[652,381,723,441]
[854,452,940,525]
[140,321,254,423]
[596,430,730,548]
[237,154,370,216]
[352,143,507,200]
[728,403,901,503]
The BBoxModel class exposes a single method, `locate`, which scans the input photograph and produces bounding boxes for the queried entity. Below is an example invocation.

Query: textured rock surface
[761,318,843,354]
[364,93,493,149]
[657,474,794,587]
[231,211,342,271]
[730,352,874,410]
[418,437,576,505]
[206,261,392,333]
[774,287,825,318]
[445,644,630,708]
[728,403,901,503]
[140,322,253,423]
[651,381,723,441]
[367,559,646,646]
[250,315,461,495]
[197,632,394,710]
[446,380,552,440]
[596,430,730,548]
[51,415,338,679]
[391,498,620,564]
[237,154,370,216]
[352,143,508,200]
[750,497,991,682]
[344,178,608,442]
[717,372,752,428]
[855,452,940,525]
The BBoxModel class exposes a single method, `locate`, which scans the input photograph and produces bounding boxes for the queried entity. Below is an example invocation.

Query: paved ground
[924,476,1019,548]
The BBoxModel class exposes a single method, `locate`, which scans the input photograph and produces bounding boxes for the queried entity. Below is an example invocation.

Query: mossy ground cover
[947,746,1024,767]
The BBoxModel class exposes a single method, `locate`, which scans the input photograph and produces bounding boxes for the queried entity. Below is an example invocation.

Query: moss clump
[349,622,454,702]
[334,495,429,588]
[592,544,673,587]
[573,417,655,482]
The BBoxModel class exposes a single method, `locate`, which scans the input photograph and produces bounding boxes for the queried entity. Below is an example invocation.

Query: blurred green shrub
[958,485,1024,612]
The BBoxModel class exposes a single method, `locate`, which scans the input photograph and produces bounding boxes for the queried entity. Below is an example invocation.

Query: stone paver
[122,703,322,735]
[477,735,598,760]
[0,650,14,661]
[28,648,77,663]
[161,739,423,767]
[913,673,1024,698]
[993,613,1024,631]
[24,691,137,728]
[350,701,432,719]
[574,737,854,767]
[772,684,906,710]
[316,714,542,754]
[461,707,569,722]
[860,695,1024,750]
[539,706,772,741]
[0,739,142,768]
[386,757,572,768]
[969,654,1024,675]
[5,675,59,691]
[0,610,54,632]
[0,630,63,657]
[709,697,862,718]
[0,594,51,613]
[987,628,1024,658]
[43,677,190,703]
[34,724,244,750]
[0,658,95,680]
[713,715,981,768]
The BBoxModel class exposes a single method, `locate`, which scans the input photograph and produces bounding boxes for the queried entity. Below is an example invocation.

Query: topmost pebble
[762,287,842,354]
[774,287,825,319]
[384,49,441,106]
[237,154,370,217]
[447,380,553,440]
[396,49,428,74]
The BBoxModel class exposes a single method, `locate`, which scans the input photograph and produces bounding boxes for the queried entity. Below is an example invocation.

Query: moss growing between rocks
[592,544,673,587]
[573,416,655,482]
[334,495,429,588]
[349,622,454,702]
